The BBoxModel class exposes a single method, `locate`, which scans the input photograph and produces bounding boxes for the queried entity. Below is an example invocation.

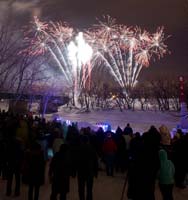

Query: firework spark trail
[107,48,125,87]
[95,52,125,87]
[114,44,126,85]
[47,46,72,84]
[47,39,73,84]
[35,19,73,81]
[133,64,143,87]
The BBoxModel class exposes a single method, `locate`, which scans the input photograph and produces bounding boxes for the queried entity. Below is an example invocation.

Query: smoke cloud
[0,0,42,24]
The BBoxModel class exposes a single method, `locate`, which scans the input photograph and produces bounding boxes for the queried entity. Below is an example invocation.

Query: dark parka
[49,144,71,194]
[22,144,45,186]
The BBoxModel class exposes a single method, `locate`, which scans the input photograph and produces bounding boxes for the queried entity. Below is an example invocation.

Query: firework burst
[24,16,168,104]
[24,17,94,106]
[87,16,168,89]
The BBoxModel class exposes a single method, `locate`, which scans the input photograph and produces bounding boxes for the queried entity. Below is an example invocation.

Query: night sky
[0,0,187,79]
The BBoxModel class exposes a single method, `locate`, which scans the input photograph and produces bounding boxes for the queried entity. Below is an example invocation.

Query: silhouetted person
[114,130,127,172]
[76,135,98,200]
[173,134,188,188]
[129,132,142,161]
[95,127,105,157]
[123,123,133,135]
[49,144,71,200]
[102,132,117,176]
[22,143,45,200]
[128,126,161,200]
[0,138,7,180]
[123,124,133,152]
[127,132,143,199]
[139,126,161,200]
[6,137,24,197]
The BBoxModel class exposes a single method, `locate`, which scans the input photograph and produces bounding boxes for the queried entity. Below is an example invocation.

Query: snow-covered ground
[1,169,188,200]
[45,107,180,134]
[0,100,183,134]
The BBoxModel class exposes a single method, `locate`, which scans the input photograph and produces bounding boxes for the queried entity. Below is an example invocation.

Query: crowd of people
[0,110,188,200]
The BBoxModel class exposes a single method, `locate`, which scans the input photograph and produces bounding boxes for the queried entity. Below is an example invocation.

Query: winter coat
[22,148,45,186]
[16,119,28,146]
[49,145,71,193]
[158,149,175,185]
[102,138,117,155]
[159,125,171,145]
[76,143,98,177]
[6,138,24,170]
[52,138,64,154]
[123,135,132,150]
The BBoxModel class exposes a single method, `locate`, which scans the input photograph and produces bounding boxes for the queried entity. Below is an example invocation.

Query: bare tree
[0,23,21,91]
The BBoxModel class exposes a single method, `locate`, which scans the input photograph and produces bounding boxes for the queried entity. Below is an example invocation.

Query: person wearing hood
[159,125,173,160]
[158,149,175,200]
[159,125,171,146]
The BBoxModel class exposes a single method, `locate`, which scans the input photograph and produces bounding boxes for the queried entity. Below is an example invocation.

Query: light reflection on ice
[47,109,181,135]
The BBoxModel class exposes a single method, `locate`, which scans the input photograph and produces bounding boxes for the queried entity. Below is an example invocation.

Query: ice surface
[45,108,180,134]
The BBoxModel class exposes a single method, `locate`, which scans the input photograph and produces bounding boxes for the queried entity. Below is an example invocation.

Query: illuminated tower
[179,76,188,129]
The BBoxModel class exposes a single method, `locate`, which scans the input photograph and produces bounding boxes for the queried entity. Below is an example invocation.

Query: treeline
[73,76,188,112]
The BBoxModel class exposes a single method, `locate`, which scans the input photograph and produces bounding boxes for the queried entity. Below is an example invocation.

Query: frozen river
[45,109,180,133]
